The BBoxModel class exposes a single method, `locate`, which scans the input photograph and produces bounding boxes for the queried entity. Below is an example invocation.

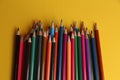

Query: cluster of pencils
[13,20,104,80]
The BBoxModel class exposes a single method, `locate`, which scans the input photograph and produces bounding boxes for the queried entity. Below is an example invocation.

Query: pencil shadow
[11,27,18,80]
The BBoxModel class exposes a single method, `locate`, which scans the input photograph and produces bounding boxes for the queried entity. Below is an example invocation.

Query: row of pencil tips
[17,20,98,40]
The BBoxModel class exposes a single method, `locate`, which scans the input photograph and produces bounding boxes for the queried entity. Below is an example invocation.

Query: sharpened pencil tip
[52,20,54,28]
[33,31,36,37]
[71,33,74,38]
[78,31,81,37]
[53,37,56,42]
[28,37,32,43]
[16,28,20,35]
[91,31,94,38]
[49,36,51,42]
[94,23,98,30]
[60,19,63,27]
[68,36,70,42]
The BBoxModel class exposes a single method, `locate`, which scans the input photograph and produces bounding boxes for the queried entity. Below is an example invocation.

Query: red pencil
[94,23,104,80]
[54,27,58,80]
[45,36,52,80]
[71,33,75,80]
[17,37,24,80]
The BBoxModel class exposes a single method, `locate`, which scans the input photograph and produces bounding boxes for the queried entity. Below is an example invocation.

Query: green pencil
[30,31,36,80]
[74,31,79,80]
[77,31,83,80]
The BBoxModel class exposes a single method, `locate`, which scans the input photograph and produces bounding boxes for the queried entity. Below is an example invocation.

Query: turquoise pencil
[30,31,36,80]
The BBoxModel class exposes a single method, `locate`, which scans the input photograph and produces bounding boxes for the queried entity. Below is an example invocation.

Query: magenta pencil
[71,33,75,80]
[81,30,87,80]
[62,29,68,80]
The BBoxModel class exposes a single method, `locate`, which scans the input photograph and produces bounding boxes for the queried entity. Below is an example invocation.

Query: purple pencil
[81,30,87,80]
[62,29,68,80]
[85,33,92,80]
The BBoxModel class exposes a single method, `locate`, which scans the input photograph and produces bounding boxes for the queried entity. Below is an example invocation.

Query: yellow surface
[0,0,120,79]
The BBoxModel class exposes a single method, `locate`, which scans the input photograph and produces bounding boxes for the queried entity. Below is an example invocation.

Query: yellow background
[0,0,120,79]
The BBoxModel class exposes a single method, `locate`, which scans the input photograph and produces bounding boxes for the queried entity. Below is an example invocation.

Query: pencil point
[68,36,70,42]
[94,23,98,30]
[39,30,42,36]
[53,37,56,42]
[49,36,51,42]
[60,19,63,27]
[52,20,54,28]
[91,31,94,38]
[74,31,77,36]
[81,30,84,35]
[64,28,67,34]
[33,31,36,37]
[86,28,89,35]
[55,27,58,32]
[71,33,74,38]
[28,37,32,43]
[43,31,47,37]
[78,31,81,37]
[16,28,20,35]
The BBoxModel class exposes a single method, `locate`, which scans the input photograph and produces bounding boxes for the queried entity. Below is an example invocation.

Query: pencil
[50,37,56,80]
[35,30,43,80]
[81,30,87,80]
[57,20,64,80]
[50,20,55,38]
[26,38,32,80]
[86,29,94,80]
[90,31,99,80]
[17,37,24,80]
[13,28,20,80]
[71,33,75,80]
[45,36,52,80]
[62,29,68,80]
[67,36,71,80]
[41,31,47,80]
[80,22,86,33]
[85,33,92,80]
[54,27,58,80]
[94,23,104,80]
[30,31,36,80]
[74,31,79,80]
[77,31,83,80]
[74,22,79,33]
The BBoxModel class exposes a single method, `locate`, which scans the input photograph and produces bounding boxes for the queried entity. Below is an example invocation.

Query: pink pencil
[17,37,24,80]
[81,30,87,80]
[62,29,68,80]
[71,33,75,80]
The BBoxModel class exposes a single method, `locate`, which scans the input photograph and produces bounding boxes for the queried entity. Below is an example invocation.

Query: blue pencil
[90,31,99,80]
[50,20,55,38]
[57,20,64,80]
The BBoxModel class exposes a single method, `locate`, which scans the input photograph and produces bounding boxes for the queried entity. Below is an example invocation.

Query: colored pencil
[45,36,52,80]
[57,20,64,80]
[50,37,56,80]
[71,33,75,80]
[50,20,55,38]
[74,22,79,33]
[13,28,20,80]
[41,31,47,80]
[94,24,104,80]
[86,28,94,80]
[54,27,58,80]
[81,30,87,80]
[80,22,86,33]
[26,38,32,80]
[35,30,43,80]
[85,33,92,80]
[74,31,79,80]
[17,37,24,80]
[62,29,68,80]
[77,31,83,80]
[67,36,71,80]
[30,31,36,80]
[90,31,99,80]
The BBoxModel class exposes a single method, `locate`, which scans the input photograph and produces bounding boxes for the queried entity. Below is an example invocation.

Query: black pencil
[50,37,56,80]
[34,30,43,80]
[23,38,32,80]
[13,28,20,80]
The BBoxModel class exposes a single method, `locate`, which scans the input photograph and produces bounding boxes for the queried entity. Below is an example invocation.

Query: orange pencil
[45,36,52,80]
[94,23,104,80]
[67,36,71,80]
[54,27,58,80]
